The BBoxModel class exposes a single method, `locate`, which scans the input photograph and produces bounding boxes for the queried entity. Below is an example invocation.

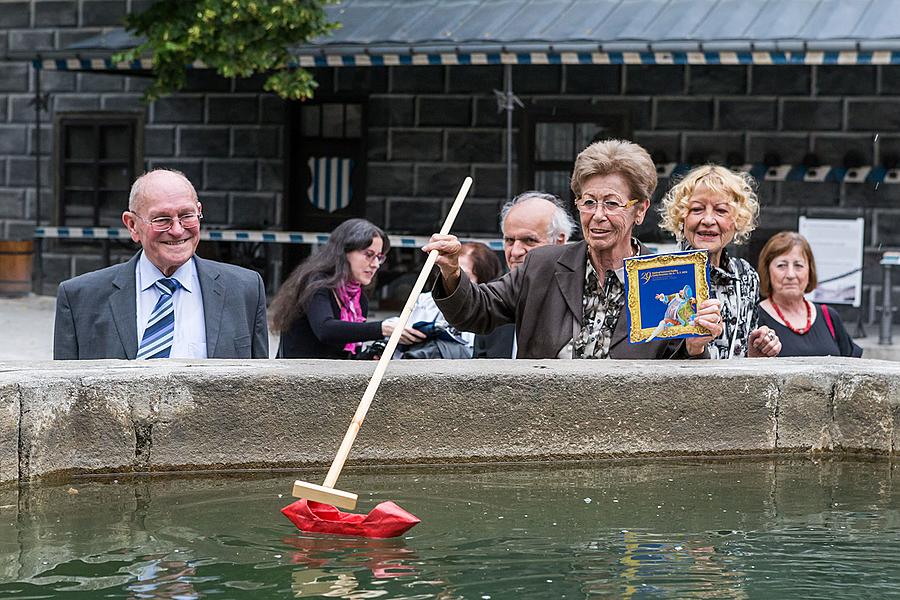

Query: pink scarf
[335,281,365,354]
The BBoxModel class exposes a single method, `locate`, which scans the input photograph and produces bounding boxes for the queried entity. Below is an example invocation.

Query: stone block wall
[1,0,285,291]
[2,358,899,484]
[353,62,900,324]
[2,1,900,324]
[324,63,512,236]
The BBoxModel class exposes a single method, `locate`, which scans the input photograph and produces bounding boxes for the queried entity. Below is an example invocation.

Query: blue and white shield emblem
[307,157,354,213]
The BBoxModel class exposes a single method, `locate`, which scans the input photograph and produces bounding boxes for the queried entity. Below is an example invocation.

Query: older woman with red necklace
[757,231,862,357]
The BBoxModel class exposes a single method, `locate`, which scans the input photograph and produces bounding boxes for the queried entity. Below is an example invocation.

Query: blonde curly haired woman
[659,165,781,359]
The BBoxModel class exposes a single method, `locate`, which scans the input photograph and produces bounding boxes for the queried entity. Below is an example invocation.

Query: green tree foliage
[117,0,338,101]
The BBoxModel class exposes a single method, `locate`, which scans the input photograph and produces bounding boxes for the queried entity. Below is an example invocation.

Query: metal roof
[316,0,900,54]
[13,0,900,65]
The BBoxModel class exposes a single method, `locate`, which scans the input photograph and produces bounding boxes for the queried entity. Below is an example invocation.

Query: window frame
[519,106,632,202]
[53,111,144,227]
[283,97,368,232]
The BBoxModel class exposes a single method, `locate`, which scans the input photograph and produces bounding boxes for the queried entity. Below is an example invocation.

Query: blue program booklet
[623,250,711,344]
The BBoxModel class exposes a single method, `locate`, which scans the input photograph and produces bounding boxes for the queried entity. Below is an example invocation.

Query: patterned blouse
[693,244,760,359]
[571,239,642,359]
[572,260,626,359]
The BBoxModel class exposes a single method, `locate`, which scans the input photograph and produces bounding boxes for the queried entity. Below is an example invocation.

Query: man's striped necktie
[137,278,179,359]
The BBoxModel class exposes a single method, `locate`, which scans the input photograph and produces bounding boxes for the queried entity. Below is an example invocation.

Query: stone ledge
[0,357,897,485]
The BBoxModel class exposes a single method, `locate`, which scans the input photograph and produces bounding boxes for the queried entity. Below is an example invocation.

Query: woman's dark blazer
[433,241,696,359]
[278,288,383,358]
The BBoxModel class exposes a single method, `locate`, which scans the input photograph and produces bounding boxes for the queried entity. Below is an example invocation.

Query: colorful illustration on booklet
[624,250,710,343]
[647,284,698,341]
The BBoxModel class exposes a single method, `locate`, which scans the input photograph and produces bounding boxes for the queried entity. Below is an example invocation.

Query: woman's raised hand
[422,234,463,291]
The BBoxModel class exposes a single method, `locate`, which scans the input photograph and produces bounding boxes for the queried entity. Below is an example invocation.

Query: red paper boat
[281,499,420,538]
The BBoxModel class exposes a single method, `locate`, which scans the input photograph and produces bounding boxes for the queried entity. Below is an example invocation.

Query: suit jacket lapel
[109,253,140,359]
[608,240,650,352]
[554,241,587,321]
[608,302,630,351]
[196,256,225,357]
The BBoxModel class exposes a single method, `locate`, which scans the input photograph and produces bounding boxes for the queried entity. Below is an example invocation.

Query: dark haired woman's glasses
[361,249,387,265]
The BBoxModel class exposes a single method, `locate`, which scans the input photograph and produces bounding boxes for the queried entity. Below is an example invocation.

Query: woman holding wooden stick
[424,139,724,359]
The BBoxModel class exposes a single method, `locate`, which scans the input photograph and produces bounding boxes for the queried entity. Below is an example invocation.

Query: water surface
[0,457,898,599]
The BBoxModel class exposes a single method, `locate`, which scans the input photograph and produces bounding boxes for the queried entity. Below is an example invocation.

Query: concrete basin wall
[0,358,898,484]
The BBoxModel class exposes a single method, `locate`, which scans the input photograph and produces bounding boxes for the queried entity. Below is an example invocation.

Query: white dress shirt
[135,253,207,358]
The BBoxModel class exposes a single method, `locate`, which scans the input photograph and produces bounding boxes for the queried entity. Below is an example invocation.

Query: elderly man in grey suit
[53,169,268,360]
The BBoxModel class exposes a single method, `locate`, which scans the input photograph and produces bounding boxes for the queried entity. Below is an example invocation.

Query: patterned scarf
[335,281,364,354]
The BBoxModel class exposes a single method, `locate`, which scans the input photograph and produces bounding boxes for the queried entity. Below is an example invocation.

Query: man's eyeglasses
[574,194,639,214]
[360,249,387,265]
[132,212,203,232]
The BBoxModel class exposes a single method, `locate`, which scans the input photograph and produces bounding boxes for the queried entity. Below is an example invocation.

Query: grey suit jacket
[434,240,693,360]
[53,252,269,360]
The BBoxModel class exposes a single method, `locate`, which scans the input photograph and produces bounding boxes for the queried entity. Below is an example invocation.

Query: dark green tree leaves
[117,0,337,101]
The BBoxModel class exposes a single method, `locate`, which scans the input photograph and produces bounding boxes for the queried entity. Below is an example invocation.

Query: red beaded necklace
[771,299,811,335]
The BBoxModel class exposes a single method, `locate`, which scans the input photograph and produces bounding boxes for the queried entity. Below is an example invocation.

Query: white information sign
[798,217,864,307]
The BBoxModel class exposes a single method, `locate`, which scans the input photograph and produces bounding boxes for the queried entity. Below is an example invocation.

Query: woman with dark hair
[270,218,425,358]
[757,231,862,357]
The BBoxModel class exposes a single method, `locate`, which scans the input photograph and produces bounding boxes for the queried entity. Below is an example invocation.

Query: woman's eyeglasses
[132,212,203,232]
[574,194,639,214]
[360,249,387,265]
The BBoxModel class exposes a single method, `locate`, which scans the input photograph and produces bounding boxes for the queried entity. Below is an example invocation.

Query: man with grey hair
[54,168,268,360]
[474,191,576,357]
[500,191,577,270]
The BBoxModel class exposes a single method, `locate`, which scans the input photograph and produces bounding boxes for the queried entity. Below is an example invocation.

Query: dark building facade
[1,1,899,326]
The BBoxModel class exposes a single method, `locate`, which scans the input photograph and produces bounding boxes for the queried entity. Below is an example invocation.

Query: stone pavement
[1,294,900,361]
[0,294,281,360]
[0,295,55,361]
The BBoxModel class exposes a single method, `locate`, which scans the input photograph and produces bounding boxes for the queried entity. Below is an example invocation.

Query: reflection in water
[292,570,376,598]
[607,531,748,599]
[283,534,418,598]
[127,558,199,599]
[0,458,896,598]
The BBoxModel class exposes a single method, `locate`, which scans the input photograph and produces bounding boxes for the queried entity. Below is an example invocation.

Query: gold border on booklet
[625,250,710,343]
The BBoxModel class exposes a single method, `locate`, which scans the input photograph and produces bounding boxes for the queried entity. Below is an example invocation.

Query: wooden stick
[293,176,473,508]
